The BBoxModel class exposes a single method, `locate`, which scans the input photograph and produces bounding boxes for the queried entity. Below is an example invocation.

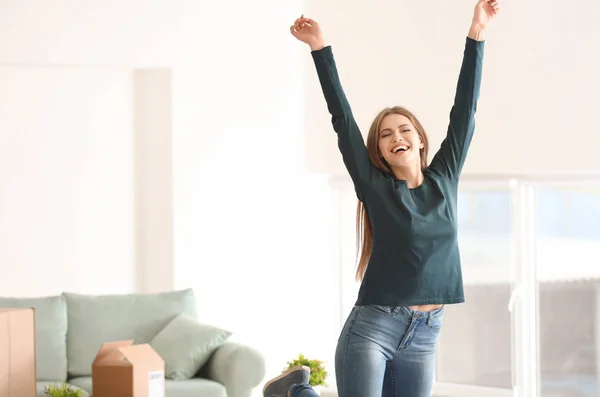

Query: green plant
[44,382,84,397]
[286,353,328,387]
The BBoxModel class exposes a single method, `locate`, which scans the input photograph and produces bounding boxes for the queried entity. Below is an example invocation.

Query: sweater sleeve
[311,46,372,201]
[429,37,485,180]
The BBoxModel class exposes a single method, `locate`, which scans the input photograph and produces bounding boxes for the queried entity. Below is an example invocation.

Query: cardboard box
[92,340,165,397]
[0,308,36,397]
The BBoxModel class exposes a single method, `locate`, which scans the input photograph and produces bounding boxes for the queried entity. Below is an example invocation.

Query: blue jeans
[289,305,444,397]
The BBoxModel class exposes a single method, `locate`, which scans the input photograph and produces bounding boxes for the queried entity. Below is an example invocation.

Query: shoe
[263,365,310,397]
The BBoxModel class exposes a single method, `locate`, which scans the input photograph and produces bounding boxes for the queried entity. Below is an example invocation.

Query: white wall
[0,66,177,297]
[134,69,174,294]
[170,0,342,386]
[0,0,343,391]
[0,66,135,296]
[0,0,219,298]
[0,0,221,67]
[304,0,600,176]
[0,0,193,298]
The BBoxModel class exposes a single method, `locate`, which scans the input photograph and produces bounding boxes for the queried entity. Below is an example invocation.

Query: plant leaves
[44,382,84,397]
[286,353,328,387]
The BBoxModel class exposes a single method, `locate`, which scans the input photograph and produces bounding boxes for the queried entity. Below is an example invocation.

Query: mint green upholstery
[0,295,68,381]
[63,289,196,377]
[150,313,232,380]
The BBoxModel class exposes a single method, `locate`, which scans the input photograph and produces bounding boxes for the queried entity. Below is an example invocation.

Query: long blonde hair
[355,106,430,282]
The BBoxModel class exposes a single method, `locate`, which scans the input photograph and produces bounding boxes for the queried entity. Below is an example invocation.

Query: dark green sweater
[311,37,484,306]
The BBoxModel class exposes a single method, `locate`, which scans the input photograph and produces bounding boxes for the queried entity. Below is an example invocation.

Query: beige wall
[303,0,600,176]
[134,69,174,294]
[169,0,341,383]
[0,0,222,67]
[0,1,342,390]
[0,66,135,296]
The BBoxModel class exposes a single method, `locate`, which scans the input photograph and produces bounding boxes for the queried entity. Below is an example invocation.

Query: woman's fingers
[490,1,499,13]
[292,14,316,33]
[296,21,308,31]
[290,23,306,36]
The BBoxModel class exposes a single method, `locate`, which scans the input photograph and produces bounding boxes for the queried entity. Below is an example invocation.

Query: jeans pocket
[364,304,396,317]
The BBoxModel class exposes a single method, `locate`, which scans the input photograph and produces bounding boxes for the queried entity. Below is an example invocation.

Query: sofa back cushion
[63,289,197,377]
[0,295,68,382]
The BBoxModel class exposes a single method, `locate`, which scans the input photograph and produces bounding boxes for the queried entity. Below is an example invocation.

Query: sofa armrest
[203,342,266,397]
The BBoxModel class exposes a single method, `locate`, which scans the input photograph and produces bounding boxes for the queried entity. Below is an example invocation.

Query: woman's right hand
[290,15,326,51]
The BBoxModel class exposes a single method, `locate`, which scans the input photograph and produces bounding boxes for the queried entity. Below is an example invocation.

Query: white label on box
[148,370,165,397]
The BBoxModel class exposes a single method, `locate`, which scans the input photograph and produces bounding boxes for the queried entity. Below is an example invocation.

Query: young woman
[264,1,500,396]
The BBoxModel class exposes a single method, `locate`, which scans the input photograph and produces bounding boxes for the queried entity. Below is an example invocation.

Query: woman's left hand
[472,0,500,29]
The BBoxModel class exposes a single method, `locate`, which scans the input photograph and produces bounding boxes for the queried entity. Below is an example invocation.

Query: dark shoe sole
[263,365,310,397]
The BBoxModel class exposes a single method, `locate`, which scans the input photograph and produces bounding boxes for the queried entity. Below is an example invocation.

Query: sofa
[0,289,265,397]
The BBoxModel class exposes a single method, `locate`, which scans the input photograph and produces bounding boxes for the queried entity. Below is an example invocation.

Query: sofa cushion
[63,289,197,377]
[0,295,68,381]
[69,376,227,397]
[37,382,89,397]
[150,313,232,380]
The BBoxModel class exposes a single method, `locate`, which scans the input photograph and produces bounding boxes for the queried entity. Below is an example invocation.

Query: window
[433,179,600,397]
[435,182,515,396]
[537,185,600,397]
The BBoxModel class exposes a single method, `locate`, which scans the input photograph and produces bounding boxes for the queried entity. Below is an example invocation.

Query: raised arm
[429,0,500,180]
[291,16,372,201]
